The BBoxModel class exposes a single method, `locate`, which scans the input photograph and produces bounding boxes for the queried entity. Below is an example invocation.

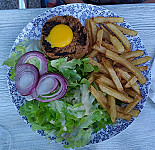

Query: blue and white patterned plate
[7,3,151,147]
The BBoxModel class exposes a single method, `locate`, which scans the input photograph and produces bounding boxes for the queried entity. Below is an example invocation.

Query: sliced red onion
[36,76,58,96]
[32,73,68,102]
[16,51,48,75]
[15,64,39,96]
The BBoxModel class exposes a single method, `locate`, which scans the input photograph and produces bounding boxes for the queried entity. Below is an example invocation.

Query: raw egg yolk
[46,24,73,48]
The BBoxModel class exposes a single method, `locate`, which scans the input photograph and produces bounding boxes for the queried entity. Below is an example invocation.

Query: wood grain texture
[0,3,155,150]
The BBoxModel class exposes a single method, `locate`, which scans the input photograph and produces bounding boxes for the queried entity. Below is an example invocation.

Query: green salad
[3,39,112,148]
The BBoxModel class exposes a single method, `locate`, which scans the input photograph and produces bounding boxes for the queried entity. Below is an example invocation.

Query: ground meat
[41,15,89,60]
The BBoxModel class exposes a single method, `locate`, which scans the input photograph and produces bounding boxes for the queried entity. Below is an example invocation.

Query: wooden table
[0,3,155,150]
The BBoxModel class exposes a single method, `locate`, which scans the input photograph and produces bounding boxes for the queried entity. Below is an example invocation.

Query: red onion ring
[32,73,68,102]
[15,64,39,96]
[36,76,58,96]
[16,51,48,76]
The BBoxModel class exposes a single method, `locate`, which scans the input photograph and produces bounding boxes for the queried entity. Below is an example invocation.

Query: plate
[7,3,151,146]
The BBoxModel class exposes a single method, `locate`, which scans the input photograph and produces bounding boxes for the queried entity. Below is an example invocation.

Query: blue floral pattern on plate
[7,3,151,147]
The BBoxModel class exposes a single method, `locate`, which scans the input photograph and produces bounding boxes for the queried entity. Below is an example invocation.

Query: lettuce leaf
[19,84,112,149]
[4,39,112,148]
[19,97,111,149]
[50,57,98,88]
[3,39,42,80]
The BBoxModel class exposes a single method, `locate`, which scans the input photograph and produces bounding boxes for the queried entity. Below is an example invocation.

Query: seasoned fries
[100,24,111,42]
[85,18,93,47]
[97,82,133,103]
[128,109,140,117]
[117,111,131,121]
[102,41,115,52]
[106,50,146,84]
[108,95,117,123]
[102,59,124,93]
[113,23,137,36]
[89,50,98,58]
[137,66,148,71]
[88,58,108,74]
[90,19,98,44]
[85,16,150,123]
[124,76,138,88]
[132,56,151,65]
[90,85,109,111]
[106,23,131,51]
[116,105,140,117]
[125,89,142,99]
[92,44,107,54]
[115,68,141,95]
[124,97,142,114]
[110,35,124,53]
[97,29,103,46]
[96,55,102,62]
[92,17,124,23]
[121,50,144,59]
[88,72,96,84]
[96,74,116,89]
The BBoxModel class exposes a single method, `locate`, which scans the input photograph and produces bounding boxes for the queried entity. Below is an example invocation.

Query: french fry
[117,111,131,121]
[85,18,93,47]
[137,66,148,71]
[124,97,142,114]
[113,23,137,36]
[132,56,151,66]
[110,35,124,53]
[96,55,102,62]
[116,105,140,117]
[124,89,142,114]
[116,105,124,112]
[100,24,112,42]
[108,95,117,123]
[127,57,134,62]
[89,50,98,58]
[97,91,108,105]
[102,41,115,51]
[128,109,140,117]
[97,29,103,47]
[90,19,98,44]
[119,67,130,72]
[115,68,141,95]
[92,17,124,23]
[106,50,146,84]
[97,82,133,103]
[125,89,142,99]
[119,66,146,72]
[96,74,116,89]
[86,16,149,122]
[88,72,96,84]
[102,41,128,55]
[121,79,127,84]
[92,44,107,54]
[124,76,138,88]
[121,50,144,59]
[88,58,108,74]
[102,59,124,93]
[106,23,131,51]
[116,70,122,81]
[90,85,109,111]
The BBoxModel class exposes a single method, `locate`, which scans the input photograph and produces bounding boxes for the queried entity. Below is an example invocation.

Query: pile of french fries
[85,16,151,123]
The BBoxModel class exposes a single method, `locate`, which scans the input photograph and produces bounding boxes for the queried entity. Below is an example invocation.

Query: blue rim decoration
[7,3,151,146]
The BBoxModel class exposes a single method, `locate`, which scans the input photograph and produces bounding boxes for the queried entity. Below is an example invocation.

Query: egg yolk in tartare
[46,24,73,48]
